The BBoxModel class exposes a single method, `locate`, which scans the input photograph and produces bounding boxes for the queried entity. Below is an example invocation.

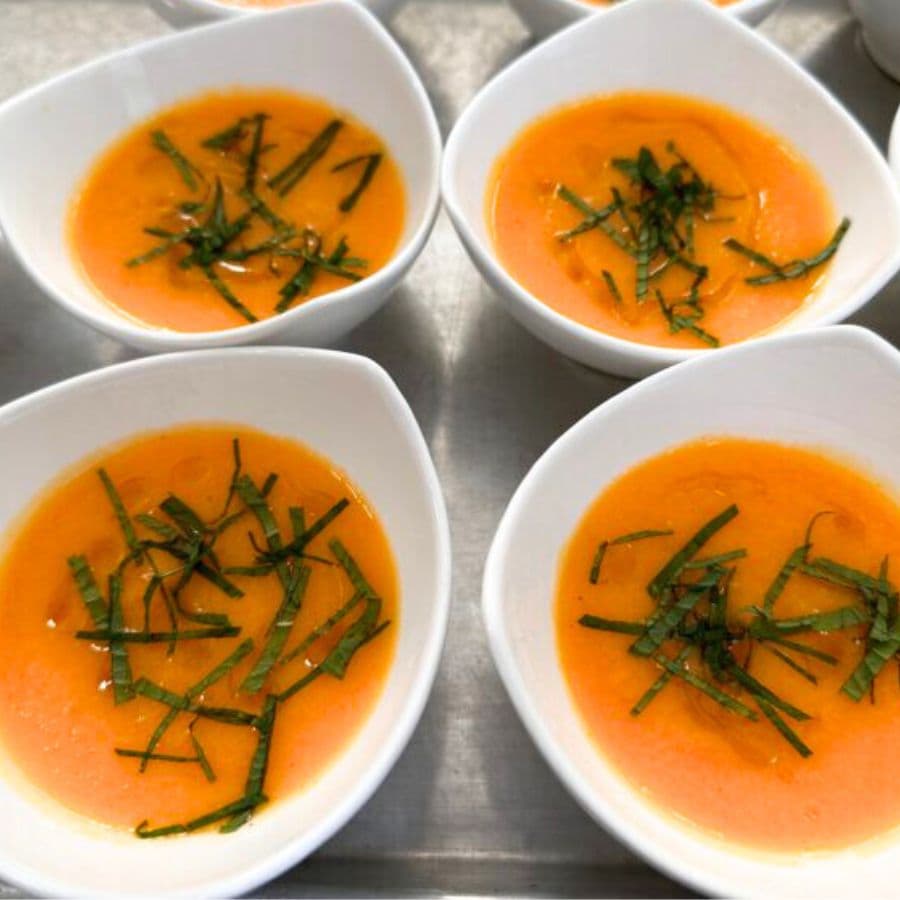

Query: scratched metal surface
[0,0,898,896]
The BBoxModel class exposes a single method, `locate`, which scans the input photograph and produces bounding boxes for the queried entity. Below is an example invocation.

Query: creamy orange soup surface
[70,90,405,332]
[489,93,847,350]
[0,426,397,836]
[557,438,900,852]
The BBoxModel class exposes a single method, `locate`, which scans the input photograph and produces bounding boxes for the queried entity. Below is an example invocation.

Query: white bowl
[0,347,451,897]
[483,324,900,898]
[148,0,404,30]
[508,0,780,39]
[443,0,900,378]
[0,1,440,354]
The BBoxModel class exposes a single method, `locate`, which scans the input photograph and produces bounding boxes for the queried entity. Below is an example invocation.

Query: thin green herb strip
[333,153,382,212]
[220,695,277,832]
[139,639,254,771]
[631,646,691,716]
[189,722,217,783]
[68,555,109,628]
[652,654,757,720]
[240,565,311,693]
[108,574,135,704]
[270,119,343,197]
[151,130,199,191]
[278,590,364,668]
[647,505,738,599]
[75,626,240,643]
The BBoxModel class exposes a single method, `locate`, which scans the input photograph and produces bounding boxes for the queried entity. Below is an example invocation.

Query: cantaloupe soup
[556,438,900,852]
[489,93,849,349]
[70,90,405,332]
[0,425,397,836]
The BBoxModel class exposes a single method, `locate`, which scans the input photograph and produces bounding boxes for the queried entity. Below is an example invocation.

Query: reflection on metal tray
[0,0,898,896]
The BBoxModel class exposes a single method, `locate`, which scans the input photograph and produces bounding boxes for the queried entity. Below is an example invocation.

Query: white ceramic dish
[483,324,900,898]
[442,0,900,379]
[0,347,451,898]
[508,0,780,39]
[149,0,404,30]
[0,1,440,354]
[848,0,900,82]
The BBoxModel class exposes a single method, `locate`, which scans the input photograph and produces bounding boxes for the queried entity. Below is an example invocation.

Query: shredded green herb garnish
[647,505,738,598]
[332,153,382,212]
[240,565,311,693]
[189,721,217,783]
[75,626,241,643]
[270,119,343,196]
[115,749,204,764]
[278,590,364,668]
[577,505,893,758]
[554,144,849,347]
[139,639,255,772]
[151,130,200,191]
[601,270,622,305]
[127,112,381,322]
[65,436,391,838]
[725,218,851,285]
[588,528,673,585]
[67,555,109,629]
[107,574,135,704]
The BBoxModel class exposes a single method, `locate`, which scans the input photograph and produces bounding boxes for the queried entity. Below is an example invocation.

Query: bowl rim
[0,1,442,351]
[442,0,900,371]
[481,323,899,899]
[511,0,779,22]
[0,346,452,898]
[888,102,900,182]
[151,0,399,22]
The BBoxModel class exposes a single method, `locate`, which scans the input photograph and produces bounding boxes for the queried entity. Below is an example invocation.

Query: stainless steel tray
[1,1,898,896]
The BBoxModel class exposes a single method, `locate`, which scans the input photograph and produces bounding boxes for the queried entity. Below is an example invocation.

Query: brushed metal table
[1,0,898,895]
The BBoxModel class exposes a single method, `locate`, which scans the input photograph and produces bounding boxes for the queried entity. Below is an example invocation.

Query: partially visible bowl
[0,346,451,897]
[0,1,440,353]
[442,0,900,378]
[888,103,900,181]
[507,0,782,41]
[483,324,900,898]
[149,0,404,30]
[848,0,900,82]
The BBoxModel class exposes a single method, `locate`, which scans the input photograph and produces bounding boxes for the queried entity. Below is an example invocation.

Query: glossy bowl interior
[507,0,782,39]
[483,324,900,898]
[148,0,405,29]
[0,1,440,353]
[0,347,450,897]
[442,0,900,378]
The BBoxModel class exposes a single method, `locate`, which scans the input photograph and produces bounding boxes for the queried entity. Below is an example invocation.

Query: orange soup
[557,438,900,852]
[0,426,397,836]
[70,90,405,332]
[489,93,847,349]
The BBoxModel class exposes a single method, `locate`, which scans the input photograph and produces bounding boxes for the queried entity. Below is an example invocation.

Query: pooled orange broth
[0,426,397,831]
[70,90,405,333]
[556,438,900,852]
[489,93,837,349]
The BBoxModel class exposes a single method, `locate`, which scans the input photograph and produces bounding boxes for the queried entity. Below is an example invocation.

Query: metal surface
[0,0,898,896]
